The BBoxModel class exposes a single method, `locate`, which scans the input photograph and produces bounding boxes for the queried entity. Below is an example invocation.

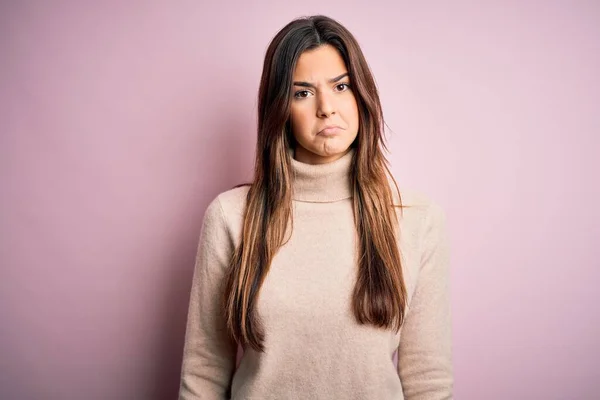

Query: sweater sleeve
[397,201,454,399]
[179,196,237,399]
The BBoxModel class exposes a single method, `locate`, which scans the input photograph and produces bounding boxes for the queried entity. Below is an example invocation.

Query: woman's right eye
[294,90,311,99]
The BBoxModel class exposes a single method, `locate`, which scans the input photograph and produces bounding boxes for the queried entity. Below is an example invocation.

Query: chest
[257,202,358,324]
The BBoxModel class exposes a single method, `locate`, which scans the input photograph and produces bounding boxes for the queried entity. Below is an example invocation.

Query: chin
[294,136,356,163]
[309,147,352,163]
[319,142,354,155]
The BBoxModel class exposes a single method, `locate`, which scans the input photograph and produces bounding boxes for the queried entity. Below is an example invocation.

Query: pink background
[1,1,598,399]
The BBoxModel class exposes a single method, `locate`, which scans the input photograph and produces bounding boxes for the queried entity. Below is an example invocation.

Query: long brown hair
[222,15,407,352]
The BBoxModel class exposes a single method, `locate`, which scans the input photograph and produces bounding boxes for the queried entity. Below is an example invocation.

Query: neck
[288,147,354,203]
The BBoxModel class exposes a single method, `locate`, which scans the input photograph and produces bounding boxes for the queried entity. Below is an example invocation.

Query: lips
[318,125,343,136]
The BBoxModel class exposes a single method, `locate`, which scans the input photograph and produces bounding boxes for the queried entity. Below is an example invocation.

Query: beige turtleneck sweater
[179,148,453,399]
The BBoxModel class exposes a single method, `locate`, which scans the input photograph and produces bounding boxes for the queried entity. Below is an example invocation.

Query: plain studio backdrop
[1,1,598,399]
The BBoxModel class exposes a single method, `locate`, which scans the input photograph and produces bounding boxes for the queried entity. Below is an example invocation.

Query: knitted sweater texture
[179,148,453,399]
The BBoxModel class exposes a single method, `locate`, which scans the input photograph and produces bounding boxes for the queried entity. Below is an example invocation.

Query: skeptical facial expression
[289,44,359,165]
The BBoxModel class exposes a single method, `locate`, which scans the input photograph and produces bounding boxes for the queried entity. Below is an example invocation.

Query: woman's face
[289,44,359,165]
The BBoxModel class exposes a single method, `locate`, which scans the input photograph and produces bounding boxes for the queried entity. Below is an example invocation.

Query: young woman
[179,15,453,400]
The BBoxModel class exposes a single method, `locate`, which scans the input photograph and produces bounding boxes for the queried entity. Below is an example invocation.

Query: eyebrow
[293,72,349,88]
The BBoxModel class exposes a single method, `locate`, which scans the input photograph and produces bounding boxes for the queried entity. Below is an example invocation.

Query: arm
[397,201,454,399]
[179,196,237,399]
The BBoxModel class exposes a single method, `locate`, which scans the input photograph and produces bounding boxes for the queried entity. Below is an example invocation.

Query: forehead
[293,44,347,79]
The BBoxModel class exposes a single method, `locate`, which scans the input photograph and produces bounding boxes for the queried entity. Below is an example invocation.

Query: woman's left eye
[335,83,350,92]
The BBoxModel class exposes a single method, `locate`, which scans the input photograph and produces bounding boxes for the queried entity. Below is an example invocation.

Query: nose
[316,91,336,118]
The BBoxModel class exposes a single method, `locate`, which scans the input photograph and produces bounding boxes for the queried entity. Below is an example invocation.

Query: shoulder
[214,184,250,214]
[387,173,444,219]
[204,184,250,221]
[397,187,447,255]
[399,187,445,219]
[387,176,447,241]
[202,184,250,247]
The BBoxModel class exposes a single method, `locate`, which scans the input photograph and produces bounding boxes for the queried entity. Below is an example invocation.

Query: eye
[294,90,312,99]
[335,83,351,92]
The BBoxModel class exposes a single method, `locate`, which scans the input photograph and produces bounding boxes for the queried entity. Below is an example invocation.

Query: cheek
[290,106,312,134]
[341,98,360,125]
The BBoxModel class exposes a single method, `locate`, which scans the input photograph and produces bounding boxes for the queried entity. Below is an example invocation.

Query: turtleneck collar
[288,147,354,203]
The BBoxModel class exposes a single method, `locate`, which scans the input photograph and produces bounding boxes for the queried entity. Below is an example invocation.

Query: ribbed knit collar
[288,147,354,203]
